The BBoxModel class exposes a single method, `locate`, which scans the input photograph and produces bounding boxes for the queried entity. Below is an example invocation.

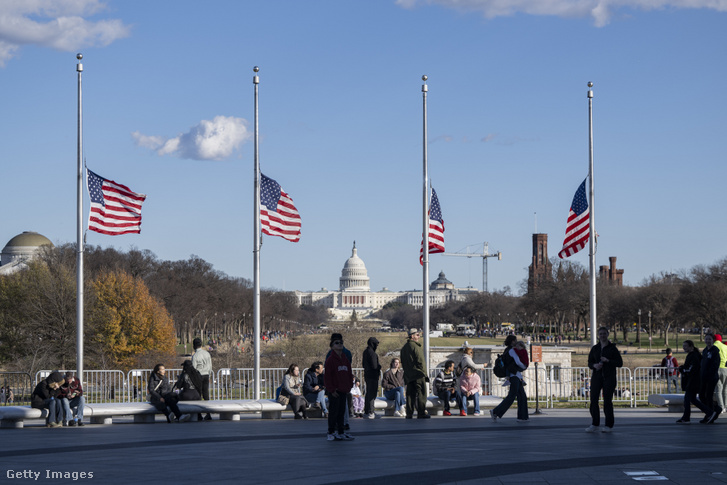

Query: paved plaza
[0,407,725,484]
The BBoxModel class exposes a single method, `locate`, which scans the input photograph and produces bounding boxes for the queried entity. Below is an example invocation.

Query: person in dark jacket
[362,337,381,419]
[147,364,188,423]
[677,340,702,424]
[698,333,721,424]
[325,334,354,441]
[490,335,528,422]
[400,328,430,419]
[174,360,202,401]
[303,361,327,416]
[31,371,65,428]
[585,327,623,433]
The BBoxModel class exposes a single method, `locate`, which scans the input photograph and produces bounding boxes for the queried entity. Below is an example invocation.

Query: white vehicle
[429,330,444,338]
[435,323,455,336]
[456,324,476,337]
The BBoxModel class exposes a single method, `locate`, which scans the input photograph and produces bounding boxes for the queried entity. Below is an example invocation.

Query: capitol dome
[430,270,454,290]
[339,241,370,292]
[1,231,54,270]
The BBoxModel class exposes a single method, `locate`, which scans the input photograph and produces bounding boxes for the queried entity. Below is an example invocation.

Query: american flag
[420,187,445,265]
[558,178,590,259]
[261,173,301,242]
[87,169,146,236]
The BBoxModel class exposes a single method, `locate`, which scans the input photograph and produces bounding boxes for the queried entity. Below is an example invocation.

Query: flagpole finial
[253,66,259,84]
[587,81,593,98]
[76,53,83,72]
[253,66,259,73]
[422,75,428,92]
[76,53,83,60]
[422,75,428,82]
[587,81,593,88]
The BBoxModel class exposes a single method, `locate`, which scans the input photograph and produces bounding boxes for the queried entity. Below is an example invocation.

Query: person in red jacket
[324,334,354,441]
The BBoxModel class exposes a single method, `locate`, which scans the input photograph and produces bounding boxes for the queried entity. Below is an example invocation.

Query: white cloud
[133,116,252,161]
[395,0,727,27]
[0,0,130,66]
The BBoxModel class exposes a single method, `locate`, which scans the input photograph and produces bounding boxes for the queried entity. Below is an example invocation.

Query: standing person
[31,372,65,428]
[711,334,727,418]
[326,333,353,431]
[433,360,459,416]
[699,333,721,424]
[676,340,702,424]
[58,372,85,427]
[585,327,623,433]
[661,348,679,394]
[192,338,213,421]
[400,328,430,419]
[325,334,354,441]
[381,358,406,417]
[362,337,381,419]
[458,366,481,416]
[490,335,529,423]
[303,361,328,417]
[147,364,188,423]
[282,364,308,420]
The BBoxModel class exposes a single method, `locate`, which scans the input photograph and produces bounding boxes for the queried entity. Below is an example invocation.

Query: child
[514,341,530,369]
[351,378,364,417]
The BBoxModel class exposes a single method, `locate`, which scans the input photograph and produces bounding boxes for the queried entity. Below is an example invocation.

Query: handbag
[276,385,290,405]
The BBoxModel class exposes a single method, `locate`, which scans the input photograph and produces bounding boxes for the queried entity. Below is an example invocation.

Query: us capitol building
[294,242,479,320]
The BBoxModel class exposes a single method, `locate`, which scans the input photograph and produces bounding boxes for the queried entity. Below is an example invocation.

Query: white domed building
[0,231,54,275]
[295,242,478,320]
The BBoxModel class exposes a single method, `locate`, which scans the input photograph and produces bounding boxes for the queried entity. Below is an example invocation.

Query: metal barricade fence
[36,370,127,404]
[127,369,182,402]
[543,367,634,408]
[0,372,32,405]
[632,366,677,405]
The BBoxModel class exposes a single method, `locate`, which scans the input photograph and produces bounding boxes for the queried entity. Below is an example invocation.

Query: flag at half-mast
[558,178,590,258]
[420,187,444,265]
[87,168,147,236]
[261,173,301,242]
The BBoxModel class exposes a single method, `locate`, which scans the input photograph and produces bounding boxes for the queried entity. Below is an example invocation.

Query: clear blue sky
[1,1,726,295]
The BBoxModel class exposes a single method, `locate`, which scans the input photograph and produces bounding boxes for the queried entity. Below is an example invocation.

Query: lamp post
[648,311,652,352]
[637,309,642,348]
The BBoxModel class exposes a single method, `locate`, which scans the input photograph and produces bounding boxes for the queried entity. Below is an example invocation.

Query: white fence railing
[35,366,669,408]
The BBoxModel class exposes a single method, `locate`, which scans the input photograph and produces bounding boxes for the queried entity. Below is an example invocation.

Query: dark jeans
[328,392,349,434]
[492,376,528,420]
[405,378,427,417]
[364,377,378,415]
[697,377,718,417]
[200,375,210,401]
[151,393,182,419]
[590,372,616,428]
[34,398,62,423]
[682,388,702,421]
[437,388,459,412]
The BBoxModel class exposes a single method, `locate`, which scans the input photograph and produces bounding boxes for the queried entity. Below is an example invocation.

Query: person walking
[711,334,727,419]
[400,328,430,419]
[585,327,623,433]
[192,338,213,421]
[362,337,381,419]
[490,335,529,423]
[676,340,702,424]
[699,333,721,424]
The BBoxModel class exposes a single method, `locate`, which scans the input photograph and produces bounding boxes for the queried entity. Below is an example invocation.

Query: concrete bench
[373,395,503,416]
[648,394,684,413]
[0,400,291,428]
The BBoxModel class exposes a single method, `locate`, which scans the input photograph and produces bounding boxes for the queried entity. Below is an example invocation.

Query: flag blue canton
[87,170,105,206]
[261,175,281,208]
[571,181,588,216]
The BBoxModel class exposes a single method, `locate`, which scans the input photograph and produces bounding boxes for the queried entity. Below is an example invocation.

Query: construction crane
[443,242,502,293]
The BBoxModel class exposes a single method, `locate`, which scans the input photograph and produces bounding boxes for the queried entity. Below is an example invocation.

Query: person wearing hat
[362,336,381,419]
[324,333,354,441]
[31,371,65,428]
[192,338,213,421]
[400,328,430,419]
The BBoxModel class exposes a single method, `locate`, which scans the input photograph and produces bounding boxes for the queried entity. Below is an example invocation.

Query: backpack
[493,354,507,378]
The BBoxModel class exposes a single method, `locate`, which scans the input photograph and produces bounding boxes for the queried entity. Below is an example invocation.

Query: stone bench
[648,394,684,413]
[0,399,291,428]
[373,395,503,416]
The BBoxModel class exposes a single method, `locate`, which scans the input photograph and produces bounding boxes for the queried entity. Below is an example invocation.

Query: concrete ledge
[648,394,685,413]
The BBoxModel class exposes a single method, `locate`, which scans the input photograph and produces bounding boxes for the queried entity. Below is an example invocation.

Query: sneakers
[417,413,431,419]
[585,425,599,433]
[699,416,711,424]
[62,420,68,427]
[443,411,452,416]
[601,426,613,433]
[489,410,498,422]
[363,413,375,419]
[708,411,720,424]
[516,418,529,423]
[179,414,192,422]
[77,420,84,427]
[340,432,355,441]
[327,432,340,441]
[473,411,481,416]
[47,422,61,428]
[459,410,467,416]
[68,420,77,427]
[393,410,403,417]
[676,418,690,424]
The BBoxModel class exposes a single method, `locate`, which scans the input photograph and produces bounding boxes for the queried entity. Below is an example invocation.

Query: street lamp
[648,311,652,352]
[637,309,642,348]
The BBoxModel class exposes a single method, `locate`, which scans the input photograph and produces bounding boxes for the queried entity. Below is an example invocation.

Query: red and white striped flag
[261,173,301,242]
[558,178,590,258]
[420,188,444,265]
[87,168,146,236]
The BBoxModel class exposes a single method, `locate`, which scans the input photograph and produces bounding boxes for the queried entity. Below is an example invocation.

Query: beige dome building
[295,242,478,320]
[0,231,54,275]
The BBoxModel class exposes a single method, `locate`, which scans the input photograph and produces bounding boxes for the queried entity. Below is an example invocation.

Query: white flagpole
[422,75,430,374]
[252,67,261,399]
[76,53,85,383]
[587,82,597,346]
